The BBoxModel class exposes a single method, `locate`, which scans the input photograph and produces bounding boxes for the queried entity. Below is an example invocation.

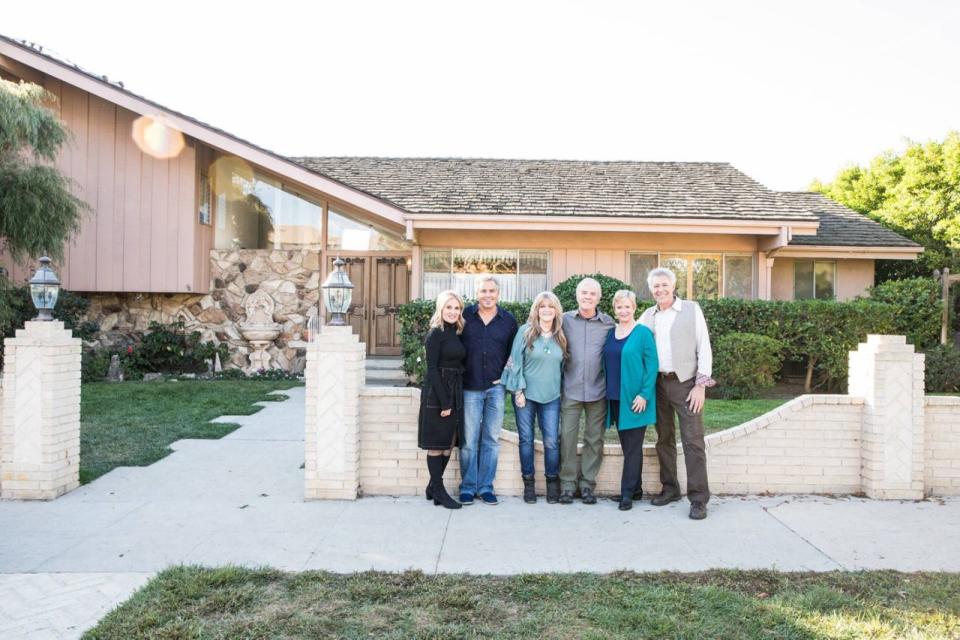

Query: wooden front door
[327,255,409,355]
[370,257,409,355]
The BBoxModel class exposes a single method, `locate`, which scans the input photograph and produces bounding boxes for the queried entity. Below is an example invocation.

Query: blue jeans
[513,396,560,478]
[460,385,505,496]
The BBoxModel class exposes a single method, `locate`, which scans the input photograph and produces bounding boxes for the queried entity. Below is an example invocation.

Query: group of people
[417,267,715,520]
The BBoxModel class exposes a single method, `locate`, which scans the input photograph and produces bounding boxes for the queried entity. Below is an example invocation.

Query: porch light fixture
[29,256,60,321]
[322,258,354,326]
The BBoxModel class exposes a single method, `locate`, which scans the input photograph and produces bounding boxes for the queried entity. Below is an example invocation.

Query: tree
[0,78,87,328]
[811,131,960,281]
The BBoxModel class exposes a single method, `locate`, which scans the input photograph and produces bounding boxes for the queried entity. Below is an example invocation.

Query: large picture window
[794,260,835,300]
[214,171,323,249]
[629,252,754,300]
[327,206,409,252]
[422,249,549,302]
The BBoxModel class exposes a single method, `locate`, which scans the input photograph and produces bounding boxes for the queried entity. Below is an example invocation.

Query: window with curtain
[628,253,658,299]
[634,252,753,300]
[723,255,754,299]
[794,260,836,300]
[421,249,549,302]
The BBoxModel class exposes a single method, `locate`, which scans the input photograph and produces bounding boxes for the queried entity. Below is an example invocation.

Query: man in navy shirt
[458,275,518,505]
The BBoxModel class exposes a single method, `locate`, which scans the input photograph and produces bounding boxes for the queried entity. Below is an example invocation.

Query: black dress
[418,323,466,449]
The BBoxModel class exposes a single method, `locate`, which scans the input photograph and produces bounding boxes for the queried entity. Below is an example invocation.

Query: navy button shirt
[461,304,518,391]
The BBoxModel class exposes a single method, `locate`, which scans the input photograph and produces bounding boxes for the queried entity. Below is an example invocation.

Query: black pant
[617,427,646,499]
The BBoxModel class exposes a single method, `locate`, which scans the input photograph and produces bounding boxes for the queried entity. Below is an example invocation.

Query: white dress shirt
[644,297,713,380]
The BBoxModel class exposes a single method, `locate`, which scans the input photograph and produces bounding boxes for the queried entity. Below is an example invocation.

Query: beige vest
[643,300,699,383]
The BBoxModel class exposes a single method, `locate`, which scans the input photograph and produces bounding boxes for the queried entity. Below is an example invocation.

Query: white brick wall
[924,396,960,496]
[0,322,81,500]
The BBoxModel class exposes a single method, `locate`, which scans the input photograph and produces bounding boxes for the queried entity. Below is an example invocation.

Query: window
[198,173,211,225]
[327,206,409,251]
[794,260,835,300]
[629,253,658,299]
[422,249,549,302]
[213,171,323,249]
[630,252,754,300]
[723,255,754,299]
[661,254,721,300]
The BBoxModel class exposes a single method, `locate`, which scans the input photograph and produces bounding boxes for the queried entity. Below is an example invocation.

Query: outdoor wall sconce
[29,256,61,321]
[322,257,354,326]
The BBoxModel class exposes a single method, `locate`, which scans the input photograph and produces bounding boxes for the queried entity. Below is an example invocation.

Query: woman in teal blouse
[603,289,658,511]
[502,291,567,505]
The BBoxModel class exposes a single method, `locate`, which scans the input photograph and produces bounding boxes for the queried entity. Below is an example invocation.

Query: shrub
[865,278,941,349]
[714,332,784,399]
[81,349,113,383]
[552,273,635,314]
[123,320,228,379]
[923,345,960,392]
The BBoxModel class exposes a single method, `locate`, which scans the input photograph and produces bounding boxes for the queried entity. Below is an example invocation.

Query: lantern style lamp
[322,258,354,326]
[29,256,61,321]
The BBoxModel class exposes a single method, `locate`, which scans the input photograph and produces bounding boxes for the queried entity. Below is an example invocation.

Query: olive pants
[559,398,607,493]
[655,374,710,503]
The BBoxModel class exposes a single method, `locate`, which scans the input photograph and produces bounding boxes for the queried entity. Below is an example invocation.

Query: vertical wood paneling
[149,154,169,291]
[164,152,181,288]
[121,109,148,291]
[67,85,96,290]
[92,96,119,291]
[549,249,566,287]
[566,249,583,277]
[177,144,196,292]
[139,152,155,291]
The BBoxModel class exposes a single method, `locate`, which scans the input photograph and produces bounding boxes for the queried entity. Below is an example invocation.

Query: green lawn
[84,567,960,639]
[502,397,789,443]
[80,380,303,484]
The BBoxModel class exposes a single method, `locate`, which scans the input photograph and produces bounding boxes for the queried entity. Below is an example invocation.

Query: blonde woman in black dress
[418,290,467,509]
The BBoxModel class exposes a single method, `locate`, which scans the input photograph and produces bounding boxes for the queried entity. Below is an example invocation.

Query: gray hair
[646,267,677,291]
[611,289,637,309]
[576,277,602,295]
[475,274,500,291]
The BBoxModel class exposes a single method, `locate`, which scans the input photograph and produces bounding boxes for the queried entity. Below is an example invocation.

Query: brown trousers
[655,374,710,503]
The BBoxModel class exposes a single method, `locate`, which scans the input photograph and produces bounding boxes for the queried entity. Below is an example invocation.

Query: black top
[461,304,518,391]
[424,323,467,410]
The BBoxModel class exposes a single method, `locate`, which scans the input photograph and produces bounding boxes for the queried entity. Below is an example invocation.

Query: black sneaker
[558,490,574,504]
[581,487,597,505]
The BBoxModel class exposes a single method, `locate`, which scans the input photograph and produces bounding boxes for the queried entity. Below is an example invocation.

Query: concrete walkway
[1,386,959,638]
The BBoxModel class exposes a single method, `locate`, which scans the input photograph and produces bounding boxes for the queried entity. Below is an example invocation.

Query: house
[0,35,922,370]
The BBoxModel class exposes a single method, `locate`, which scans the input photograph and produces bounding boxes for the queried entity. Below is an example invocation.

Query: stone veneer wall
[358,390,867,497]
[83,249,321,371]
[925,396,960,496]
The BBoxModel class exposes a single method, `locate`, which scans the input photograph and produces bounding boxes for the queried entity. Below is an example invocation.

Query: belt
[658,371,678,380]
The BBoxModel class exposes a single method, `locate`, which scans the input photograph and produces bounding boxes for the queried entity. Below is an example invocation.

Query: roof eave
[777,245,924,260]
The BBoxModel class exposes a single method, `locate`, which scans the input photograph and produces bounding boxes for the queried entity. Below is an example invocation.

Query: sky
[3,0,959,191]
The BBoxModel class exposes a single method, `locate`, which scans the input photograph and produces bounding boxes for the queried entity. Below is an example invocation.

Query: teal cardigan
[606,324,659,431]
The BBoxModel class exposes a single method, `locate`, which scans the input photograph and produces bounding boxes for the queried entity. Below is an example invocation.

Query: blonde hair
[611,289,638,314]
[429,290,465,333]
[524,291,568,356]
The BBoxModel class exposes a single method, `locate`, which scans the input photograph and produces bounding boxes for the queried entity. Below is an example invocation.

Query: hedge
[863,278,942,350]
[714,332,785,399]
[399,295,906,392]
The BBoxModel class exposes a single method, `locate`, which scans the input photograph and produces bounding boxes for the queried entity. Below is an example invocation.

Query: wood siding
[0,78,203,293]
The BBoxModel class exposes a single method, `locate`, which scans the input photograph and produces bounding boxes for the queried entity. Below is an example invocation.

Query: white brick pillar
[304,325,365,500]
[0,321,81,500]
[848,334,925,500]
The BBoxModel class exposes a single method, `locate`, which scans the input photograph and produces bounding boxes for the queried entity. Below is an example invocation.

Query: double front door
[327,255,409,355]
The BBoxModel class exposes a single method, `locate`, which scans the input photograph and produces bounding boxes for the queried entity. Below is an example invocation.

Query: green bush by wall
[713,332,785,399]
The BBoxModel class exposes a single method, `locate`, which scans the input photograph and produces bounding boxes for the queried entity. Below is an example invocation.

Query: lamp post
[322,258,354,326]
[28,256,61,321]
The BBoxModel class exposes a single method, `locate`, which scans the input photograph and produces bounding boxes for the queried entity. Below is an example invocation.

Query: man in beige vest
[639,267,715,520]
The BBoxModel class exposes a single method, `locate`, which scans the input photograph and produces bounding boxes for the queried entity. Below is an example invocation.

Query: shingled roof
[294,157,919,249]
[293,157,820,222]
[778,192,920,248]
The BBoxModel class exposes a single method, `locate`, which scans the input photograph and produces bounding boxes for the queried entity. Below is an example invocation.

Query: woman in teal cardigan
[603,289,658,511]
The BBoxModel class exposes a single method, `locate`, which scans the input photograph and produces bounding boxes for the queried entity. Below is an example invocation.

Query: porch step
[365,356,409,387]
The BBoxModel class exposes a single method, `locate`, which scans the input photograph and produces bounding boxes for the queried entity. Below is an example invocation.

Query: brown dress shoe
[689,501,707,520]
[650,491,682,507]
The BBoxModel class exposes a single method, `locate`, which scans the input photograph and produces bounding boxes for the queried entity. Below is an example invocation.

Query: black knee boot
[428,456,461,509]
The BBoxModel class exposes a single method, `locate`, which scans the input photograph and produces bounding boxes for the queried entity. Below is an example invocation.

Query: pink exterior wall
[0,77,203,293]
